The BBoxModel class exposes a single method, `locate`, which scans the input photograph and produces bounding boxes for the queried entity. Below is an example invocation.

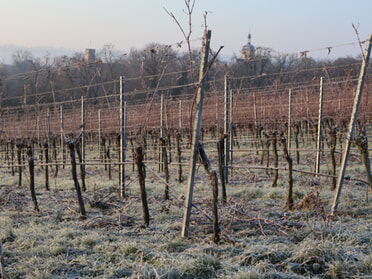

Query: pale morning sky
[1,0,371,61]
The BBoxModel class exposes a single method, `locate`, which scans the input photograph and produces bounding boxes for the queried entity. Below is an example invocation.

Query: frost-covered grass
[0,143,371,278]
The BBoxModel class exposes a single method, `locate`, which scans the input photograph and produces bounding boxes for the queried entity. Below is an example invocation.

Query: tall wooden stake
[224,75,230,184]
[181,30,211,238]
[179,100,183,131]
[159,93,165,172]
[80,97,86,191]
[45,109,50,191]
[119,76,126,198]
[287,89,292,153]
[229,88,234,164]
[315,77,324,175]
[331,35,372,215]
[60,105,65,167]
[98,109,102,162]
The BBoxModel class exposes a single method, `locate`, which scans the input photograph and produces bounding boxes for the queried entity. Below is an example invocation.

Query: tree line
[0,42,364,109]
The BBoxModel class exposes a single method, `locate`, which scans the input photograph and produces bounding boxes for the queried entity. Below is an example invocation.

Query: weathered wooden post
[229,88,234,165]
[182,30,211,238]
[80,97,86,192]
[315,77,324,175]
[329,127,338,191]
[287,89,292,154]
[119,76,126,198]
[98,109,102,162]
[159,93,165,172]
[224,75,230,184]
[60,105,65,168]
[16,143,22,187]
[331,35,372,215]
[177,100,183,183]
[272,131,279,187]
[44,109,51,191]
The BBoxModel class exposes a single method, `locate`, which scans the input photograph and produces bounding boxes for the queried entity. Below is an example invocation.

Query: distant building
[241,33,255,61]
[84,48,96,63]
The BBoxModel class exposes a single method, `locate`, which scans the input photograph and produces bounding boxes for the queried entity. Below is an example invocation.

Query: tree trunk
[280,134,294,210]
[217,134,227,203]
[44,141,50,191]
[272,131,279,187]
[160,137,170,200]
[75,142,87,192]
[27,144,40,212]
[67,140,86,219]
[355,135,372,191]
[136,146,150,227]
[198,143,220,244]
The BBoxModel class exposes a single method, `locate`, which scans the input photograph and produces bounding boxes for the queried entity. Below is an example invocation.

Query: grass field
[0,142,372,278]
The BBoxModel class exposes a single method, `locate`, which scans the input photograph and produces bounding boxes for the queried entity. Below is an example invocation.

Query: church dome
[241,33,255,61]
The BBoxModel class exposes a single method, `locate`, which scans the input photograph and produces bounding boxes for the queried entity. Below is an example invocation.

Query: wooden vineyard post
[229,89,234,164]
[287,89,292,154]
[53,137,58,178]
[98,109,102,162]
[66,139,87,219]
[182,30,211,238]
[315,77,324,175]
[60,105,65,168]
[16,143,22,187]
[331,34,372,215]
[119,76,126,198]
[44,109,51,191]
[37,116,44,169]
[329,127,338,191]
[159,93,165,172]
[224,75,230,184]
[10,140,15,176]
[271,131,279,187]
[177,100,183,183]
[263,131,271,175]
[80,97,86,192]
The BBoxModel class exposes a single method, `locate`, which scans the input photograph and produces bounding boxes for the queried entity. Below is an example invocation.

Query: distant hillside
[0,44,78,65]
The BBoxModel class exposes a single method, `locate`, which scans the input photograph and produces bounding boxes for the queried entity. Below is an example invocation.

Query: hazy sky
[1,0,371,60]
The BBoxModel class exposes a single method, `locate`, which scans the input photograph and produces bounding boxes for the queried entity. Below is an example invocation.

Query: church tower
[241,33,255,61]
